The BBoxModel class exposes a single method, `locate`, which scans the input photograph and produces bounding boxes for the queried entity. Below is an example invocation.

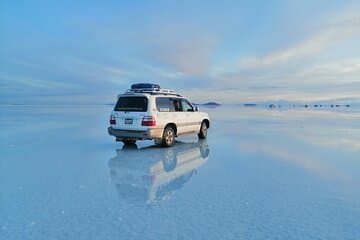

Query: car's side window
[156,97,175,112]
[181,99,194,112]
[156,97,191,112]
[172,98,182,112]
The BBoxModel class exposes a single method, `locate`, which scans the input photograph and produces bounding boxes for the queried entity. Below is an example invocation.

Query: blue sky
[1,0,360,103]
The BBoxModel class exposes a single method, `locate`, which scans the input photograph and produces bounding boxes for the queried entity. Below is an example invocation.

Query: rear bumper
[108,127,163,140]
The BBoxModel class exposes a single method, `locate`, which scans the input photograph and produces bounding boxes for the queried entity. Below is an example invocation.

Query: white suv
[108,83,210,147]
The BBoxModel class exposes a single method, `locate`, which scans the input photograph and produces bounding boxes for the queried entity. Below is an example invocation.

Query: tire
[198,121,208,139]
[162,149,177,172]
[200,142,210,158]
[162,126,175,147]
[122,139,136,145]
[122,143,138,150]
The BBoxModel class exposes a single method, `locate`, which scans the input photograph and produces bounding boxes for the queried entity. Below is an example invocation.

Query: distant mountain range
[194,102,221,107]
[240,100,358,109]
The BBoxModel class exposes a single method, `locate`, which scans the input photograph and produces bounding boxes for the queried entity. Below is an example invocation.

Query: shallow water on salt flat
[1,105,360,240]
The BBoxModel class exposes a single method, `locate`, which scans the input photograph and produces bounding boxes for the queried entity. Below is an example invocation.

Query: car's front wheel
[162,126,175,147]
[198,121,208,139]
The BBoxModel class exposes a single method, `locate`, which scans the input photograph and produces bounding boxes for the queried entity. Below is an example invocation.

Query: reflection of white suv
[108,140,210,205]
[108,83,210,147]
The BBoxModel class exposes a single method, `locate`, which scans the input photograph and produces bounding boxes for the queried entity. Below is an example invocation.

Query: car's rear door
[113,96,149,130]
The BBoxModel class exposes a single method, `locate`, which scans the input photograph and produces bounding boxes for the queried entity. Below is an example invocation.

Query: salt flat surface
[1,105,360,240]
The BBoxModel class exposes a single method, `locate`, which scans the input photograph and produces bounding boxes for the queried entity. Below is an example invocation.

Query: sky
[1,0,360,104]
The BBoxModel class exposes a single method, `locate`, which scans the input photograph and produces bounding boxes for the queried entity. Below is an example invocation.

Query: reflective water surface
[1,105,359,239]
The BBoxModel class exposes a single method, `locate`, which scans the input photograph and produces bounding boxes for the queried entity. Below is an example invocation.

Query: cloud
[70,58,188,84]
[296,59,360,83]
[0,72,74,90]
[144,27,217,76]
[239,7,360,68]
[2,2,359,104]
[143,65,185,79]
[56,57,137,86]
[206,5,360,96]
[239,29,347,67]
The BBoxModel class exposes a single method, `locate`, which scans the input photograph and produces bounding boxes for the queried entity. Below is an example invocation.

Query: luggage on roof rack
[124,83,182,96]
[131,83,160,90]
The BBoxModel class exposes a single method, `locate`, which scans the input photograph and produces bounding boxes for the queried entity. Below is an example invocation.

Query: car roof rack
[124,88,182,97]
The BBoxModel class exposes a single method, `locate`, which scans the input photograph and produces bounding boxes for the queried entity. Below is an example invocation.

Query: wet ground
[1,105,360,239]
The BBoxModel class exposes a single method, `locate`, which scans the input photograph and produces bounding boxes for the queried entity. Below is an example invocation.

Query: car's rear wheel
[122,139,136,145]
[162,149,177,171]
[162,126,175,147]
[198,121,208,139]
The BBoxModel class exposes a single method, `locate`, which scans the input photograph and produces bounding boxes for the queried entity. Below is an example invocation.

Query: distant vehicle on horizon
[244,103,257,107]
[108,83,210,147]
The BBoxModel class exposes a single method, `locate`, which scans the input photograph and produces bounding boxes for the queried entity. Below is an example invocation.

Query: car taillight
[141,116,156,126]
[110,115,116,125]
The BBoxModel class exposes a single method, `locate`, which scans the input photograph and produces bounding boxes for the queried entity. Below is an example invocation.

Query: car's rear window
[114,96,148,112]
